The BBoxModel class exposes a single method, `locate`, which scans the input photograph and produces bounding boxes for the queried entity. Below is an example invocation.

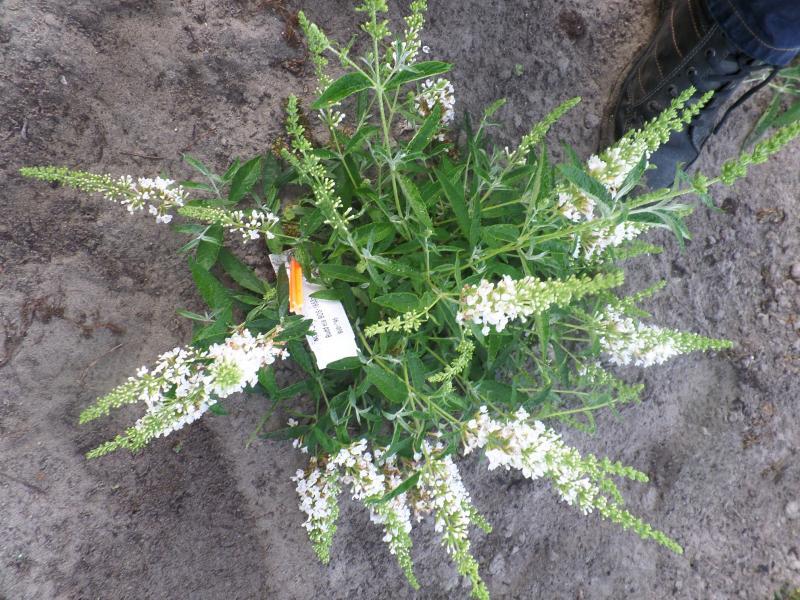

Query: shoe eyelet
[647,100,662,113]
[687,66,698,77]
[705,48,716,59]
[668,84,679,98]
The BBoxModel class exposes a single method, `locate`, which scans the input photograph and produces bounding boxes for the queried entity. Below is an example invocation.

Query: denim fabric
[706,0,800,66]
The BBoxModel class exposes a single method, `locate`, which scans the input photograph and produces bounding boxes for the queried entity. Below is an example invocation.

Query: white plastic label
[270,254,360,369]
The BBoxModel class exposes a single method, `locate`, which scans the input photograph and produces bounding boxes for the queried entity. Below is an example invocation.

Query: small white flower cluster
[558,140,649,223]
[228,208,280,241]
[329,111,345,128]
[333,442,414,556]
[463,406,598,513]
[418,441,471,544]
[416,441,490,599]
[456,275,561,335]
[596,307,684,367]
[416,78,455,126]
[293,440,417,582]
[582,221,647,259]
[557,187,596,222]
[342,444,413,541]
[556,138,652,259]
[291,458,341,563]
[461,406,686,554]
[177,205,281,243]
[134,329,288,438]
[114,175,188,224]
[587,140,648,199]
[370,450,415,552]
[331,439,385,498]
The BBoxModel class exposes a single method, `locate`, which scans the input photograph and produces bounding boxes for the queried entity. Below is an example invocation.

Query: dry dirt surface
[2,1,800,598]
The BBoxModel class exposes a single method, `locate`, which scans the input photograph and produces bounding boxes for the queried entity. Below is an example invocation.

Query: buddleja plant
[21,1,800,597]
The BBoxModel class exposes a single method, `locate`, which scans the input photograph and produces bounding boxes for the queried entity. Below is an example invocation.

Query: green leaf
[407,104,442,154]
[369,472,420,505]
[287,340,316,375]
[310,289,344,301]
[365,363,408,405]
[229,156,262,203]
[181,181,215,193]
[773,98,800,128]
[176,308,217,322]
[367,255,415,278]
[218,248,264,294]
[257,368,279,395]
[535,313,550,357]
[373,292,420,313]
[480,224,520,247]
[233,293,262,306]
[436,167,470,239]
[616,154,648,198]
[191,309,232,345]
[325,356,363,371]
[312,72,372,109]
[406,353,427,390]
[353,222,395,246]
[183,154,221,185]
[469,192,482,248]
[474,379,515,406]
[208,403,228,416]
[222,159,241,183]
[275,380,311,400]
[275,316,314,343]
[319,263,370,283]
[345,125,380,153]
[310,426,336,453]
[195,224,223,269]
[385,61,452,90]
[397,175,433,230]
[558,163,613,205]
[189,260,232,311]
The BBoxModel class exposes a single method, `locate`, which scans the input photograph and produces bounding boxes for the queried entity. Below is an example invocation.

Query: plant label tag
[270,254,360,369]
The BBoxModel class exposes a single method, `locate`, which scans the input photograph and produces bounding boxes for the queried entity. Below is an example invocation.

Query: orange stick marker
[289,257,304,314]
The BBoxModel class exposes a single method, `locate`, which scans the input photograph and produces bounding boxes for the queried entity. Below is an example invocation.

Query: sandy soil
[2,1,799,598]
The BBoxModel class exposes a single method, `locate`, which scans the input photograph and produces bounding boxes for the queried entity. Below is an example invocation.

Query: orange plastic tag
[289,257,304,314]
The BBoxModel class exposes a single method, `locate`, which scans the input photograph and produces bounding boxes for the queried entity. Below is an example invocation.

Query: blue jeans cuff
[706,0,800,66]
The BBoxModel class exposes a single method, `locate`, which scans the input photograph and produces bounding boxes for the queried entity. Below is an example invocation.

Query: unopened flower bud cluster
[283,96,355,240]
[389,0,427,66]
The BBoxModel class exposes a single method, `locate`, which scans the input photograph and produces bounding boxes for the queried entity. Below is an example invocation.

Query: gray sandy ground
[1,1,799,598]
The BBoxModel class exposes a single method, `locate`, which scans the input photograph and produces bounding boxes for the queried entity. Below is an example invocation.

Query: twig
[79,342,124,382]
[119,151,164,160]
[0,470,46,495]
